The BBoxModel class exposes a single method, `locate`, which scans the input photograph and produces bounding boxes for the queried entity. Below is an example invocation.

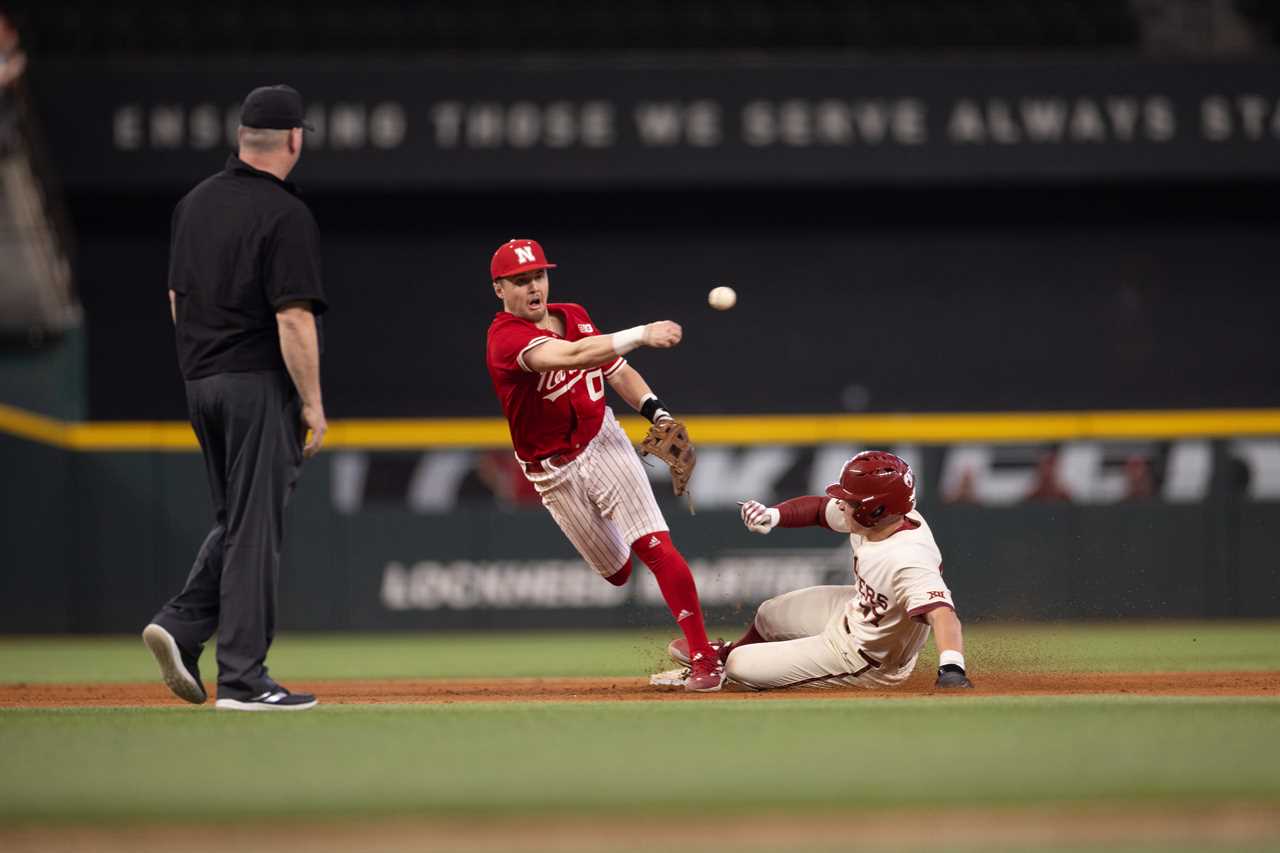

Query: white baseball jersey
[825,504,953,679]
[725,505,953,690]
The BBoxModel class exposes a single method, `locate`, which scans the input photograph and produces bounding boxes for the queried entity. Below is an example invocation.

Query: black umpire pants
[152,369,304,700]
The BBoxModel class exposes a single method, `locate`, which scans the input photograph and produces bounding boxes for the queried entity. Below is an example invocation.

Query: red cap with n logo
[491,238,557,280]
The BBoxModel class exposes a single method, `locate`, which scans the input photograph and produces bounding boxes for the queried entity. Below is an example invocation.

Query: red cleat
[667,637,732,667]
[685,650,726,692]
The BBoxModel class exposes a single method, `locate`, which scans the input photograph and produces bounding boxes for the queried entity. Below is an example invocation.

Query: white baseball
[708,285,737,310]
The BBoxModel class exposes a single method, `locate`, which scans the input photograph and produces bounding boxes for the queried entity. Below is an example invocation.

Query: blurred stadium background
[1,2,1278,849]
[2,0,1277,632]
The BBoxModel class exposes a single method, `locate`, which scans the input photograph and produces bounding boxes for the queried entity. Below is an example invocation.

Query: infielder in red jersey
[485,238,726,691]
[668,451,974,690]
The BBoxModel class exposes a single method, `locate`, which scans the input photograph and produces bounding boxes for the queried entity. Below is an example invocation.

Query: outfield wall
[9,55,1280,633]
[3,425,1276,633]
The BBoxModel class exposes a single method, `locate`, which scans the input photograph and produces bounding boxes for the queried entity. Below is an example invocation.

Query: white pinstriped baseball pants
[725,586,915,690]
[523,408,668,579]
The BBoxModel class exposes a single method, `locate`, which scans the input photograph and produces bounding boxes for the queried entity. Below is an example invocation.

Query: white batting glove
[739,499,780,534]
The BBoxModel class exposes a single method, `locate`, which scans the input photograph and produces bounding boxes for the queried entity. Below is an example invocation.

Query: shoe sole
[141,624,207,704]
[667,638,692,667]
[214,698,318,711]
[685,678,725,693]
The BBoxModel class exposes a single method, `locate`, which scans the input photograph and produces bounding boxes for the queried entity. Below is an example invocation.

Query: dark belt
[843,616,884,675]
[523,444,586,474]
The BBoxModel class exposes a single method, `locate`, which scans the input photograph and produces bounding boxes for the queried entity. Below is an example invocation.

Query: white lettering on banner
[465,102,502,148]
[150,105,185,149]
[946,97,1175,144]
[113,105,143,150]
[350,440,1262,513]
[1231,440,1280,499]
[430,100,615,149]
[1059,442,1140,503]
[545,101,577,148]
[430,102,463,146]
[370,102,408,148]
[1163,441,1211,502]
[742,99,926,147]
[637,556,837,606]
[938,441,1216,505]
[634,101,722,147]
[331,103,367,149]
[188,103,222,149]
[381,561,630,610]
[380,553,842,611]
[408,451,475,512]
[331,452,370,514]
[810,445,859,495]
[1201,95,1280,142]
[110,102,412,152]
[1020,99,1068,141]
[939,445,1036,505]
[106,92,1280,156]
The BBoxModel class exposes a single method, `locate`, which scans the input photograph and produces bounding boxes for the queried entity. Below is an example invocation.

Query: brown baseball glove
[639,418,697,497]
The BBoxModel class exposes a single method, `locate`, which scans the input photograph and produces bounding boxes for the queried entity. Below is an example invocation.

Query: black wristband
[640,396,669,423]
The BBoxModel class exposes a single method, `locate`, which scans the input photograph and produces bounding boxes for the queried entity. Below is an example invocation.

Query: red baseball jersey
[486,303,626,462]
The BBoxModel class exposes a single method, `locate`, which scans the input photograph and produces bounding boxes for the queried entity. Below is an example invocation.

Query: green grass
[0,621,1275,684]
[1,621,1278,836]
[2,697,1278,823]
[0,629,675,683]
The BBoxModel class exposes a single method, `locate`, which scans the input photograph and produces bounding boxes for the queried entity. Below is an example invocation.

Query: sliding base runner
[661,451,974,692]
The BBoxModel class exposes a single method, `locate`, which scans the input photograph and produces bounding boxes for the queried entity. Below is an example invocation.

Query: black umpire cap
[240,85,316,131]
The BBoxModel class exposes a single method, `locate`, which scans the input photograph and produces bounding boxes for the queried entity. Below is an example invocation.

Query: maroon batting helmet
[825,451,917,528]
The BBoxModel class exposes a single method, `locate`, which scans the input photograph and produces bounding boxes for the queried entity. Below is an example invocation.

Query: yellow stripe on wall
[2,402,1279,451]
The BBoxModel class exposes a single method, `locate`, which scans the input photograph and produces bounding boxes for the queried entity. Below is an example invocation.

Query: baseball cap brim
[495,261,557,280]
[241,117,316,132]
[248,118,316,132]
[825,483,855,502]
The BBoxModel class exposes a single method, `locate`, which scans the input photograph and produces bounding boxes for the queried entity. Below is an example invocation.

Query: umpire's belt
[523,445,586,474]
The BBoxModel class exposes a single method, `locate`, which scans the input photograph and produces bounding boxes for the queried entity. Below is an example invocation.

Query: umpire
[142,85,327,712]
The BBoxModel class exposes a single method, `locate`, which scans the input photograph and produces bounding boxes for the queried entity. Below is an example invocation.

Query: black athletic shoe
[142,623,207,704]
[215,687,318,712]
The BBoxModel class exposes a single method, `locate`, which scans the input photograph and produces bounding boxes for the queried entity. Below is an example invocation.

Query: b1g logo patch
[578,323,594,333]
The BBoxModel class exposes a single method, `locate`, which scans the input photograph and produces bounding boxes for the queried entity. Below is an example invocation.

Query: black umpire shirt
[169,155,327,380]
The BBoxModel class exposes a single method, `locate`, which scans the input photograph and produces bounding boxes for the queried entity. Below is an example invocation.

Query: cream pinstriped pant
[523,408,668,579]
[725,586,916,690]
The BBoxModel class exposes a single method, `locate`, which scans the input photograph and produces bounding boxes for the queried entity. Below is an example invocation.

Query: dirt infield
[2,669,1276,708]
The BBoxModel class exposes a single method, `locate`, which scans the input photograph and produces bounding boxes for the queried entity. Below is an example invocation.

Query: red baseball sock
[732,621,766,650]
[604,561,632,587]
[632,532,713,658]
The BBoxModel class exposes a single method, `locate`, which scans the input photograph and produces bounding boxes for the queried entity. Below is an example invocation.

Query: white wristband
[939,650,966,670]
[611,326,645,356]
